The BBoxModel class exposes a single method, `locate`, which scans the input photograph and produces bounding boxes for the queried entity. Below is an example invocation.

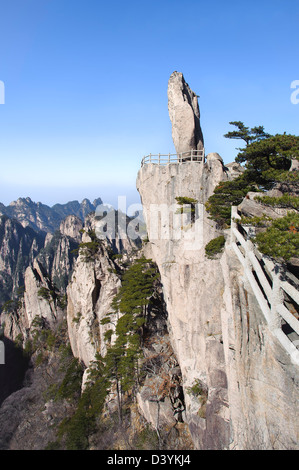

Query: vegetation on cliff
[206,122,299,262]
[100,257,160,424]
[43,255,184,450]
[204,235,226,259]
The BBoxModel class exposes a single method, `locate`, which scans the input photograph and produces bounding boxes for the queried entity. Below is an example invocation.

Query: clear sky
[0,0,298,209]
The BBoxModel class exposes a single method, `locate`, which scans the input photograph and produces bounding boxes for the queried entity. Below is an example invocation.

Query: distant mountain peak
[0,197,103,233]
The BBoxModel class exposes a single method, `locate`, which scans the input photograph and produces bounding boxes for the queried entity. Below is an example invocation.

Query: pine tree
[207,124,299,262]
[224,121,270,148]
[207,126,299,227]
[100,256,160,423]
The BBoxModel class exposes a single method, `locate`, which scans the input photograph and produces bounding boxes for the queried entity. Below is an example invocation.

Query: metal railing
[231,206,299,365]
[141,149,205,167]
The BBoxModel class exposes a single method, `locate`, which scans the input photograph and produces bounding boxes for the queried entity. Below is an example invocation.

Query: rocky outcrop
[0,215,45,309]
[137,161,230,449]
[66,238,121,367]
[36,219,81,293]
[1,214,82,342]
[290,158,299,172]
[65,212,191,439]
[135,275,186,432]
[59,215,83,243]
[137,158,299,449]
[220,246,299,449]
[66,212,139,367]
[238,191,290,220]
[2,258,62,342]
[224,161,245,180]
[23,260,60,329]
[0,319,78,450]
[168,72,204,155]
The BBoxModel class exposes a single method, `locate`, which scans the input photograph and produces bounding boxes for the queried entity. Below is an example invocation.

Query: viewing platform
[141,149,205,167]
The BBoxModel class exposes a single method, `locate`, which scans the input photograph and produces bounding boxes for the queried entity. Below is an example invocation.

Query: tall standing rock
[167,71,204,155]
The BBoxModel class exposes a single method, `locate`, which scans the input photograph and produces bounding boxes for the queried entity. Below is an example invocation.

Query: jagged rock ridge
[0,197,103,233]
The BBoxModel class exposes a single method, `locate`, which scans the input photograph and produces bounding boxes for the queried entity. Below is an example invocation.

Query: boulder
[167,71,204,155]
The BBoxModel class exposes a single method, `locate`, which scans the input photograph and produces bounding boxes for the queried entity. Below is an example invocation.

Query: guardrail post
[230,206,240,244]
[140,149,207,166]
[270,266,284,329]
[229,205,299,363]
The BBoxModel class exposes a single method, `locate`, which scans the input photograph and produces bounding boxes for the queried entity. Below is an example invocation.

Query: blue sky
[0,0,298,209]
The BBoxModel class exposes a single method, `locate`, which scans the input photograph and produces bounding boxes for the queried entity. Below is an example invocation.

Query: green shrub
[133,424,159,450]
[205,235,226,259]
[186,379,208,419]
[175,196,198,224]
[205,177,255,228]
[35,352,44,367]
[72,312,82,324]
[55,357,84,401]
[56,366,109,450]
[38,287,54,302]
[78,230,102,262]
[254,212,299,262]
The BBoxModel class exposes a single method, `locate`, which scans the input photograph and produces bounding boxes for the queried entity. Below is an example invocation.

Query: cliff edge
[136,72,299,449]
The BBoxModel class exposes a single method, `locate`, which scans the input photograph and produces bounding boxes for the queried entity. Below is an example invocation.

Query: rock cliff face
[36,215,82,293]
[66,235,121,367]
[59,214,83,242]
[1,215,82,342]
[137,160,231,449]
[137,157,299,450]
[137,72,298,448]
[0,72,298,450]
[0,197,98,309]
[167,71,204,155]
[65,213,192,445]
[66,211,143,368]
[2,204,183,449]
[0,215,45,308]
[221,250,299,449]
